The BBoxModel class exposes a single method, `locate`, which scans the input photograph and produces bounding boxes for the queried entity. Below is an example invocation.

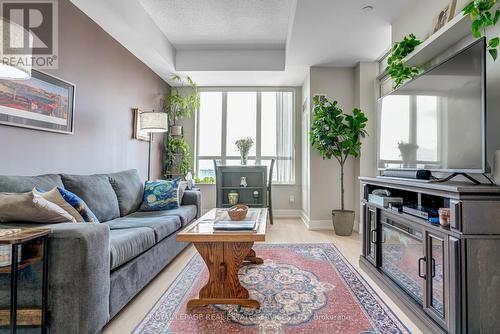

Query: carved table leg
[244,248,264,265]
[187,242,261,311]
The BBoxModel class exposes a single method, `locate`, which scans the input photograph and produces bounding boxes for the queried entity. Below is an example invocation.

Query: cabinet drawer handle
[418,257,426,279]
[371,229,377,244]
[431,258,436,278]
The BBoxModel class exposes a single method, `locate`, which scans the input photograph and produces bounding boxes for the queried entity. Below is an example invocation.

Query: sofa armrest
[47,223,110,334]
[182,190,202,218]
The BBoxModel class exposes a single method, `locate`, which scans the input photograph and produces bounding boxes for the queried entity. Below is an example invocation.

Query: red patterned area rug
[133,244,411,334]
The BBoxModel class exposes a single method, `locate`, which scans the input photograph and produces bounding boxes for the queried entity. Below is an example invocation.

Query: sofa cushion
[0,174,64,193]
[109,227,155,270]
[140,179,179,211]
[106,212,181,242]
[107,170,144,216]
[156,205,197,227]
[62,174,120,222]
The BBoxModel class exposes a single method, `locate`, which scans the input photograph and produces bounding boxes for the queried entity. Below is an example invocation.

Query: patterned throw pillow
[35,187,99,223]
[140,179,180,211]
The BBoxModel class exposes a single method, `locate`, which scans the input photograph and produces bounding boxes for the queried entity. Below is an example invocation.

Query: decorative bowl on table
[228,204,249,221]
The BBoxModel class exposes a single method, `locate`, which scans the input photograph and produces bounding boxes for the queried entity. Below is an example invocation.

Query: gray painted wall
[0,0,169,180]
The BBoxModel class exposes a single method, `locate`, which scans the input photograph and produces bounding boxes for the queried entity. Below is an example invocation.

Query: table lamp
[139,111,168,180]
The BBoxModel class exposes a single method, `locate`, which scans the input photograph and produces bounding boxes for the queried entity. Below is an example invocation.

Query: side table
[0,228,50,334]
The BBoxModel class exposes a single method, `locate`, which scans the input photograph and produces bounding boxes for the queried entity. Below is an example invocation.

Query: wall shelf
[404,13,471,67]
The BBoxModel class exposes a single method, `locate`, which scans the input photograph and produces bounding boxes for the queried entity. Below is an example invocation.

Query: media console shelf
[359,177,500,334]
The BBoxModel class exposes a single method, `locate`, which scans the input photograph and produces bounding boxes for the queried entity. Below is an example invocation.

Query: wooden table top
[0,228,50,244]
[177,208,267,242]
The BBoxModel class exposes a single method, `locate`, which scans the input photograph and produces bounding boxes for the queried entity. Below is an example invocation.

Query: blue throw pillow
[36,187,99,223]
[140,179,180,211]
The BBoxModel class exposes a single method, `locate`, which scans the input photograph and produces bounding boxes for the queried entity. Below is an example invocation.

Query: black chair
[268,159,275,225]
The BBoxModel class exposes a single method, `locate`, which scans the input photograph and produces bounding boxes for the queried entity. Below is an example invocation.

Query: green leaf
[489,48,498,61]
[489,37,500,48]
[494,9,500,24]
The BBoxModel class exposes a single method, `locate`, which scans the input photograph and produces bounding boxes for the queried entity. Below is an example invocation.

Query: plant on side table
[310,95,368,236]
[386,33,422,89]
[164,136,192,177]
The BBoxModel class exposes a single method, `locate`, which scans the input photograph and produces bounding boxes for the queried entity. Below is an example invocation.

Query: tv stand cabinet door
[364,204,379,267]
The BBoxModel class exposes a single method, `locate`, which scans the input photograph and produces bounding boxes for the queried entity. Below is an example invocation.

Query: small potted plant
[310,96,368,236]
[164,75,200,136]
[235,137,254,165]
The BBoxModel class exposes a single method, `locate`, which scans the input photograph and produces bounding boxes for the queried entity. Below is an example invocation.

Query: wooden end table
[177,208,267,310]
[0,228,50,334]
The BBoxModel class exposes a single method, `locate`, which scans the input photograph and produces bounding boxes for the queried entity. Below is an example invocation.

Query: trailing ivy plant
[386,34,422,89]
[463,0,500,60]
[164,75,200,125]
[164,136,192,177]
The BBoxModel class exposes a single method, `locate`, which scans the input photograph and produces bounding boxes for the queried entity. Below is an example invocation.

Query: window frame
[195,87,296,185]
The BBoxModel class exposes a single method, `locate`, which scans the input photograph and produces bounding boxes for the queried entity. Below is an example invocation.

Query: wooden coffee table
[177,208,267,310]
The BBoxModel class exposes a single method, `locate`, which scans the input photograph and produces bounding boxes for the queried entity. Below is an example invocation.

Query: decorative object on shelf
[133,108,151,141]
[398,142,419,168]
[310,95,368,236]
[240,176,248,188]
[227,204,249,221]
[493,150,500,185]
[228,191,239,205]
[253,190,260,204]
[463,0,500,60]
[235,137,254,165]
[164,75,200,136]
[185,172,193,189]
[164,136,191,179]
[140,111,169,180]
[0,69,75,134]
[432,0,457,33]
[438,208,451,227]
[386,34,422,89]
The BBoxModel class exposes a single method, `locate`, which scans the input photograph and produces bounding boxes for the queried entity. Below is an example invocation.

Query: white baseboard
[273,209,303,218]
[300,211,361,231]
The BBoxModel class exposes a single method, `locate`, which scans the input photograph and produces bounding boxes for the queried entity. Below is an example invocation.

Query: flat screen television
[377,38,489,173]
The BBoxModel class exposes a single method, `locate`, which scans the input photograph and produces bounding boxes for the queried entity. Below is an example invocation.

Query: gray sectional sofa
[0,169,200,334]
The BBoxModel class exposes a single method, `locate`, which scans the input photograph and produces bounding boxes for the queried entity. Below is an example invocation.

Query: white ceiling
[71,0,414,86]
[138,0,293,50]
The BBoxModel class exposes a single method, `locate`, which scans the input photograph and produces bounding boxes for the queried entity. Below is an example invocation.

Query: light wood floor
[103,219,422,334]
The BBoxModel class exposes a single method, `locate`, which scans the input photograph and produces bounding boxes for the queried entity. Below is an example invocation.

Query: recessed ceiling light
[362,5,374,12]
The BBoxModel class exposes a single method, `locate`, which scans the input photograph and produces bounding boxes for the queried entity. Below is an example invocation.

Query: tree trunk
[340,162,345,211]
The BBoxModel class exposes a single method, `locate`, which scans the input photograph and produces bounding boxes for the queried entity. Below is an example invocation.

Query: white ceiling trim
[176,49,285,71]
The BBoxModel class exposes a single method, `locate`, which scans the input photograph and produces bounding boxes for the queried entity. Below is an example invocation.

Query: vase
[228,191,239,205]
[240,152,248,165]
[169,125,182,136]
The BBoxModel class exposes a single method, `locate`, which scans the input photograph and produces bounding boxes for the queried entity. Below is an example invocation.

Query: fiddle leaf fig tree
[310,96,368,211]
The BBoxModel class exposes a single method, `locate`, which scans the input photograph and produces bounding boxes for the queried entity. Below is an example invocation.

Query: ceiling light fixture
[362,5,374,12]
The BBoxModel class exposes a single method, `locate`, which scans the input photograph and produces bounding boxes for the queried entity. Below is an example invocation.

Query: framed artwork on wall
[0,70,75,134]
[432,0,457,34]
[132,108,150,142]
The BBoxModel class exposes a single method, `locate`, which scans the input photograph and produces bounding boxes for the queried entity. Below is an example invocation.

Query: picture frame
[0,69,76,134]
[132,108,150,142]
[432,0,457,34]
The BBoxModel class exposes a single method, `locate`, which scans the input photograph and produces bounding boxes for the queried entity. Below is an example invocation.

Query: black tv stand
[432,172,481,185]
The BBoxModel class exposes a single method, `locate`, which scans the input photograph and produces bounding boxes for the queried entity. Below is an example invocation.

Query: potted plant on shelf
[164,136,191,178]
[310,95,368,236]
[164,75,200,136]
[235,137,254,165]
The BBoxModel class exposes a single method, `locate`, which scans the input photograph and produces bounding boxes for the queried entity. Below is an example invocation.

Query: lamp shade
[139,111,168,133]
[0,18,32,79]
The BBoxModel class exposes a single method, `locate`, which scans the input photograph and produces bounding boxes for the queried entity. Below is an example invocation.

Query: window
[195,89,295,184]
